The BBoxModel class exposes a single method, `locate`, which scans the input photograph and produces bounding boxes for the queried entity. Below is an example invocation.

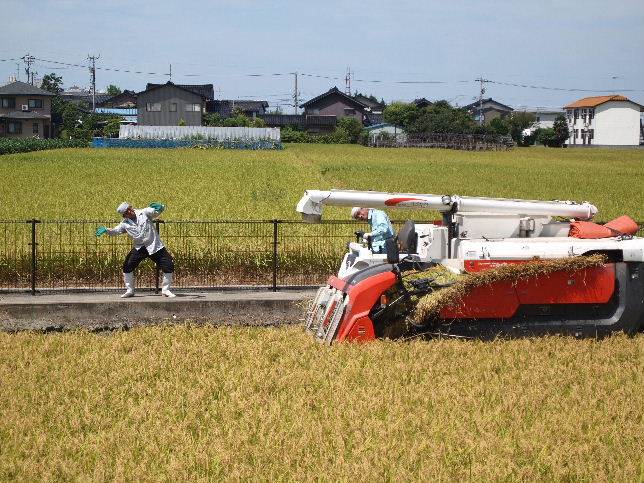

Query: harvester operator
[95,202,175,298]
[351,207,396,254]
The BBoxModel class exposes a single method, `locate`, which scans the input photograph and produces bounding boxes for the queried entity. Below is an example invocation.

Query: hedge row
[0,138,89,155]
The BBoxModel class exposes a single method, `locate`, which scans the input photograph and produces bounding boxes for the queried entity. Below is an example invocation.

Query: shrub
[0,138,89,155]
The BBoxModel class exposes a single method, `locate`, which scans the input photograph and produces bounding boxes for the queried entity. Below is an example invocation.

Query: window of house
[589,129,594,139]
[573,109,579,120]
[33,122,39,134]
[184,103,201,112]
[146,102,162,112]
[8,121,22,134]
[588,109,594,121]
[169,103,177,112]
[28,99,43,108]
[574,129,578,139]
[566,109,572,120]
[344,108,356,116]
[1,97,16,108]
[536,116,540,122]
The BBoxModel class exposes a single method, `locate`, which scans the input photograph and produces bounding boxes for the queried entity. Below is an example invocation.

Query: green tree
[536,128,556,146]
[41,73,65,135]
[407,101,477,134]
[203,113,224,126]
[507,111,536,145]
[552,115,570,147]
[489,117,510,136]
[103,117,121,138]
[41,73,63,94]
[383,102,417,129]
[334,117,363,143]
[106,84,122,96]
[178,118,186,126]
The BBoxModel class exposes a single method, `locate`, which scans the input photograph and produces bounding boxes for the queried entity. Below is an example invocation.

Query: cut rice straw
[413,254,607,325]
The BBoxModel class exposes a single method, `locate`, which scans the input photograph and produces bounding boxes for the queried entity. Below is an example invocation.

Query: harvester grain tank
[296,189,644,343]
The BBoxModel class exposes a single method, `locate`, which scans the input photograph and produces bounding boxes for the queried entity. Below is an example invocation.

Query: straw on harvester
[412,254,607,325]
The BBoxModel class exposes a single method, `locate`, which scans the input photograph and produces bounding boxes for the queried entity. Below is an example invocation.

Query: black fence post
[27,218,40,295]
[272,219,279,292]
[154,219,162,294]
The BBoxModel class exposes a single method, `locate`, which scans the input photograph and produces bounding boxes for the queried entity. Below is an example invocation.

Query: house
[259,113,337,133]
[94,107,137,125]
[354,94,385,113]
[146,83,214,101]
[210,100,269,118]
[463,98,513,124]
[528,109,565,129]
[61,86,112,108]
[137,82,211,126]
[300,87,369,130]
[0,81,53,138]
[413,98,432,108]
[98,90,138,109]
[564,95,644,146]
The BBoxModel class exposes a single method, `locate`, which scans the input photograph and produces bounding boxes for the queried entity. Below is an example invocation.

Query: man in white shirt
[95,202,175,298]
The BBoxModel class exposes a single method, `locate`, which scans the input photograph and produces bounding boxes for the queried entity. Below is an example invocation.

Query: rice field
[1,145,643,221]
[0,326,642,482]
[2,145,644,481]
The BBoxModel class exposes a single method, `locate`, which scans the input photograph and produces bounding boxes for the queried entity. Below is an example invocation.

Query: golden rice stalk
[413,254,607,325]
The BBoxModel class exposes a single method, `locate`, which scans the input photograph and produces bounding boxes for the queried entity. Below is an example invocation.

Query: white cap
[116,202,130,214]
[351,207,361,218]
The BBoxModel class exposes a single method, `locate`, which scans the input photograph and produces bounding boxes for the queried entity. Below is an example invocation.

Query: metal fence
[1,219,641,294]
[0,219,392,293]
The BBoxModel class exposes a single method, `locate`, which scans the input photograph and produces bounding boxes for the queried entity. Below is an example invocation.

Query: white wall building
[564,95,643,146]
[530,110,565,129]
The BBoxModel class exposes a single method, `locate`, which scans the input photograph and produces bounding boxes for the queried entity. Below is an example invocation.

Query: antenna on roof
[345,67,352,96]
[168,64,172,82]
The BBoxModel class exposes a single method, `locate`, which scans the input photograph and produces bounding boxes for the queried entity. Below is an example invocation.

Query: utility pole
[169,63,172,82]
[30,71,38,86]
[21,53,35,84]
[474,76,489,125]
[293,71,299,115]
[87,54,99,112]
[16,62,20,82]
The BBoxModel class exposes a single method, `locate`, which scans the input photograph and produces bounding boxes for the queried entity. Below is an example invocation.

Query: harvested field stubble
[0,326,643,482]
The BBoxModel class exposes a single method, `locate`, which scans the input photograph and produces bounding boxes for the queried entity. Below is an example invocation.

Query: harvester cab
[297,189,644,344]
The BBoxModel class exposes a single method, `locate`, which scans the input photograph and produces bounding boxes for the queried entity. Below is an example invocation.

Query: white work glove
[362,232,372,243]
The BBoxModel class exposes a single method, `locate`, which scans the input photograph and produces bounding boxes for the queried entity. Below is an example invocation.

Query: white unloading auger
[296,189,598,222]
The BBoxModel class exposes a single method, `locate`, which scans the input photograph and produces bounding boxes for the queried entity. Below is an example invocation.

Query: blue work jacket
[368,209,395,253]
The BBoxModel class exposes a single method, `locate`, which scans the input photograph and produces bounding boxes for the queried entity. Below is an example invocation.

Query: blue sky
[2,0,643,111]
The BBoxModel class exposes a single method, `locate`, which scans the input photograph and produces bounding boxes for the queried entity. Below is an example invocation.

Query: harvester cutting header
[296,189,644,344]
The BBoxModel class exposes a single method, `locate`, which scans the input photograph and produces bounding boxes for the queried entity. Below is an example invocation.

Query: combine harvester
[297,189,644,343]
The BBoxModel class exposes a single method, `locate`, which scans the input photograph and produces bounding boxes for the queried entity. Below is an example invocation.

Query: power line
[2,56,644,97]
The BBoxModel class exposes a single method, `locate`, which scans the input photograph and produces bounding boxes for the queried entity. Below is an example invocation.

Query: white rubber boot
[161,272,176,298]
[121,272,135,298]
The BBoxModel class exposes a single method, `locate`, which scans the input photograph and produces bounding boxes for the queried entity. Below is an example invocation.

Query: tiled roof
[300,87,369,110]
[462,98,513,112]
[212,100,269,111]
[0,81,54,96]
[564,95,639,108]
[146,82,214,100]
[61,91,113,105]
